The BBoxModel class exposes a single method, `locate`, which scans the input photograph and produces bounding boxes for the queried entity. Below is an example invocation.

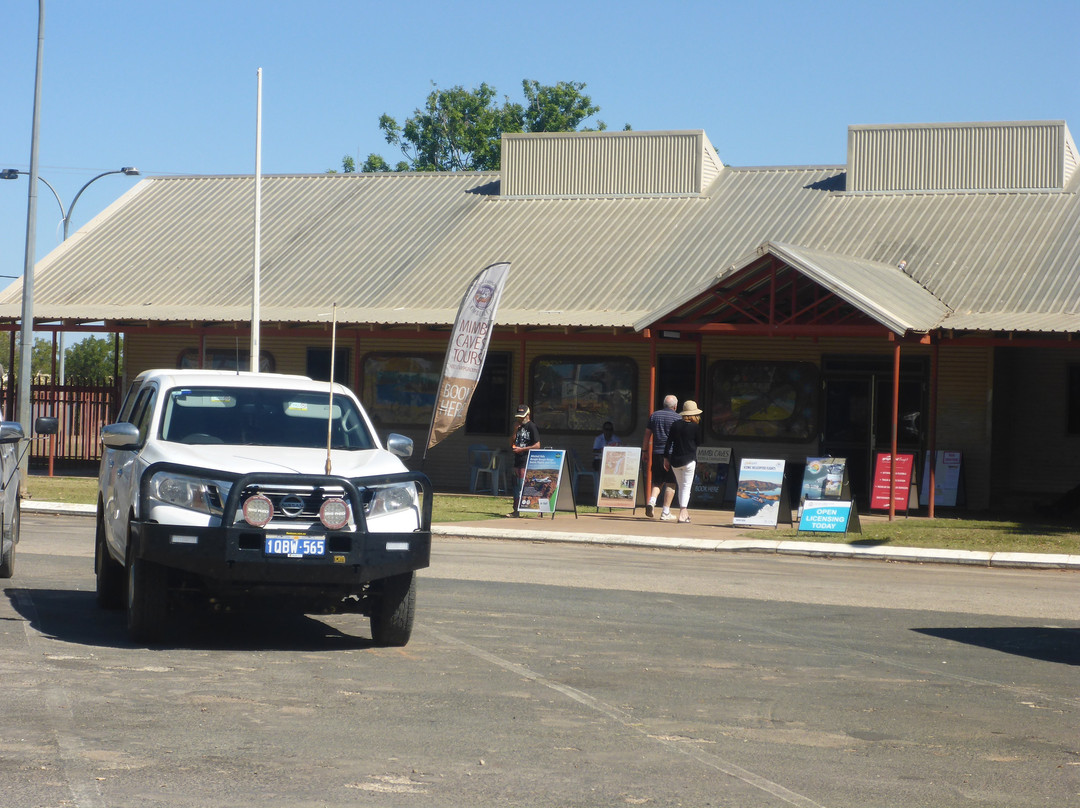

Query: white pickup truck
[95,369,432,645]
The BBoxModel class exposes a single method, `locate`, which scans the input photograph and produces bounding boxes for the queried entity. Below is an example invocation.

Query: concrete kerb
[25,501,1080,571]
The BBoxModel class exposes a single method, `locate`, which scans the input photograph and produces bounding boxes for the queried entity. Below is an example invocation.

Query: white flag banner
[426,262,510,452]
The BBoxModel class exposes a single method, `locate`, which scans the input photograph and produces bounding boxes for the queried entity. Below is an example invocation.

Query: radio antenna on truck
[325,303,338,474]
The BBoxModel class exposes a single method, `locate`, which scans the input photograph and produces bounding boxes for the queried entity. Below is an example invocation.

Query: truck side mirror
[0,421,24,444]
[386,433,414,458]
[34,416,59,436]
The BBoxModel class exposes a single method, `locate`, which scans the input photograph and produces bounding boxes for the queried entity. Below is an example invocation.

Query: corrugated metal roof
[763,242,949,333]
[501,130,724,197]
[847,120,1078,192]
[1,124,1079,336]
[634,241,950,334]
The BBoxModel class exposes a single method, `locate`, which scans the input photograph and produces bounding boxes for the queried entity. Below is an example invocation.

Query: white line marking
[423,625,826,808]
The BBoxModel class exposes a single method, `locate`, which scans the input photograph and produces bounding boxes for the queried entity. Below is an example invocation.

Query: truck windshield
[159,386,375,450]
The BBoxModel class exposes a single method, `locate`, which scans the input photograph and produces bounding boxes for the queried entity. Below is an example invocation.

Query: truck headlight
[366,483,417,519]
[148,471,226,516]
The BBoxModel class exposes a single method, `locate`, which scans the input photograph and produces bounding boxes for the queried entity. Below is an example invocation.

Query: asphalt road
[2,514,1079,807]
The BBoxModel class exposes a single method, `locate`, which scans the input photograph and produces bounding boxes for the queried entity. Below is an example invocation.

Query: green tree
[521,79,602,133]
[357,79,624,173]
[31,337,52,378]
[64,335,121,382]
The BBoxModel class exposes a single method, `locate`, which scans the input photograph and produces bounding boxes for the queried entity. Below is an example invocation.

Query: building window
[1068,366,1080,434]
[530,356,636,434]
[708,360,818,441]
[307,347,350,385]
[360,353,442,426]
[465,352,512,435]
[177,348,275,373]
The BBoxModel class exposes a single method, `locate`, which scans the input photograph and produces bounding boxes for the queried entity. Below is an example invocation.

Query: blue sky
[2,0,1079,287]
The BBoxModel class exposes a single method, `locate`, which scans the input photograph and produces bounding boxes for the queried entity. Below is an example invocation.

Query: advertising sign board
[597,446,641,509]
[691,446,731,508]
[518,449,566,515]
[871,453,914,511]
[733,458,786,528]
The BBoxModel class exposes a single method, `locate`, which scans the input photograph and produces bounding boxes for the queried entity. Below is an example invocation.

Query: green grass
[25,475,1080,555]
[775,515,1080,555]
[26,474,99,505]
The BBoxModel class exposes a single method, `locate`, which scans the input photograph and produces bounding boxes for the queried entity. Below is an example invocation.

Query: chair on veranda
[469,444,502,495]
[569,447,599,504]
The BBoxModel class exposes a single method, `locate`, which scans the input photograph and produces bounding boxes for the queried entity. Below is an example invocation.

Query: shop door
[656,354,698,412]
[820,358,926,505]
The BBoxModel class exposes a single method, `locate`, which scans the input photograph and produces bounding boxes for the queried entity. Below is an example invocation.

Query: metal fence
[2,377,120,469]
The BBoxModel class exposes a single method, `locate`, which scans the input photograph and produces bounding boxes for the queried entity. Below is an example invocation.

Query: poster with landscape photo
[733,458,787,528]
[518,449,566,514]
[597,446,640,509]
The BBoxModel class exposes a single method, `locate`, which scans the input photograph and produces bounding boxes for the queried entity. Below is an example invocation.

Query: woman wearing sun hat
[663,400,702,523]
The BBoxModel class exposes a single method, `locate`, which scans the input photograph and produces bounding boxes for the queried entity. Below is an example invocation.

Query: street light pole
[3,166,139,382]
[16,0,45,489]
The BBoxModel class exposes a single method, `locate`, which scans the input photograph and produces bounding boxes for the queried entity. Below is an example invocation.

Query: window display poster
[733,458,786,527]
[919,451,962,507]
[518,450,566,514]
[870,453,914,511]
[691,446,731,508]
[597,446,641,509]
[798,500,854,534]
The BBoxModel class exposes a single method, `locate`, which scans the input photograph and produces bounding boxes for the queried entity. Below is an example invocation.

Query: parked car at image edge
[95,369,432,645]
[0,415,58,579]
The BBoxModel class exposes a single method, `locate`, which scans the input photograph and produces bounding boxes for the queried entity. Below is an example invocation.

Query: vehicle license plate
[264,535,325,558]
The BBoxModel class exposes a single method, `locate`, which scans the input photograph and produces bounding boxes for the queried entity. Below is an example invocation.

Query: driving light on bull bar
[319,498,350,530]
[243,494,274,527]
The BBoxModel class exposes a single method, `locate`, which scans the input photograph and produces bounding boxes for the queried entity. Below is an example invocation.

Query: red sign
[871,453,914,511]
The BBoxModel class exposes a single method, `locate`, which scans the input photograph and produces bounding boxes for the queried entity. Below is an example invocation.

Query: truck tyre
[95,505,125,609]
[0,499,18,579]
[369,571,416,647]
[126,539,169,643]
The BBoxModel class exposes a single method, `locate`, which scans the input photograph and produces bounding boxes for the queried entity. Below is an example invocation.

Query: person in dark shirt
[643,395,679,518]
[508,404,540,517]
[592,421,620,471]
[664,400,702,524]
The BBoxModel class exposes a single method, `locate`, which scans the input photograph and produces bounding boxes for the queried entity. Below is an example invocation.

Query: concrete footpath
[26,500,1080,572]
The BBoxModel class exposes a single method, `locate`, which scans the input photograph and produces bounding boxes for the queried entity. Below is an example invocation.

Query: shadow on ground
[4,586,376,652]
[913,626,1080,666]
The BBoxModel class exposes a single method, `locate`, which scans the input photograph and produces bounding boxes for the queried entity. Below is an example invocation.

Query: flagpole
[250,67,263,372]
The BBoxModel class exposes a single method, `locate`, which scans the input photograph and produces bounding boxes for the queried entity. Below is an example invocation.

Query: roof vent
[500,129,723,198]
[847,120,1078,193]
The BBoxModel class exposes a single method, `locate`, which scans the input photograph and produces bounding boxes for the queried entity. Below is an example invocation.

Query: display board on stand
[798,457,849,512]
[518,449,577,518]
[733,458,790,528]
[597,446,641,510]
[691,446,731,508]
[796,456,861,534]
[799,500,861,534]
[919,450,964,507]
[871,452,916,512]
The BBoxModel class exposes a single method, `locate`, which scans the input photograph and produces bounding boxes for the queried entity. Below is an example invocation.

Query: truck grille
[230,483,372,528]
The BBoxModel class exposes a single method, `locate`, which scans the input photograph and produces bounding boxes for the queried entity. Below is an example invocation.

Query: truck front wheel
[369,572,416,647]
[126,539,169,643]
[95,506,125,609]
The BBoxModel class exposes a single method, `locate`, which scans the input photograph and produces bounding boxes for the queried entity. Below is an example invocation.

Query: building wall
[123,331,999,508]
